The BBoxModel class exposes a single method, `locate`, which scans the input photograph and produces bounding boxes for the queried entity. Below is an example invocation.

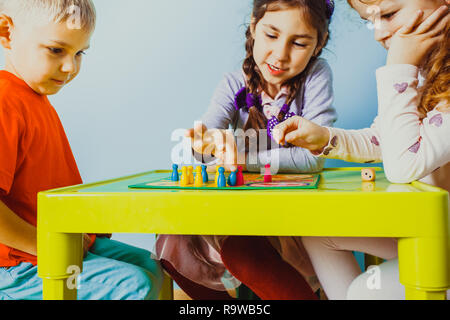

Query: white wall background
[0,0,386,250]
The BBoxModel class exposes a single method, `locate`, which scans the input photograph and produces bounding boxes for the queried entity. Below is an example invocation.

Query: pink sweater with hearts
[317,64,450,194]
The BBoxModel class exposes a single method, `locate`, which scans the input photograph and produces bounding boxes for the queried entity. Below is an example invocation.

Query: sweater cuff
[376,64,419,80]
[310,127,337,157]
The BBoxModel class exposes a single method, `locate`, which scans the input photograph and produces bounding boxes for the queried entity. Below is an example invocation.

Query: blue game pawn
[171,164,179,182]
[217,167,226,188]
[228,170,237,187]
[201,165,208,183]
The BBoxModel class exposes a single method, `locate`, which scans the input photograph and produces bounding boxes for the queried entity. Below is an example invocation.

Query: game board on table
[128,171,321,191]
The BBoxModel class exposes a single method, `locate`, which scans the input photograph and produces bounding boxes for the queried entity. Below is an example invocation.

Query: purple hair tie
[325,0,335,20]
[246,93,259,109]
[234,87,262,111]
[280,103,290,115]
[234,87,247,111]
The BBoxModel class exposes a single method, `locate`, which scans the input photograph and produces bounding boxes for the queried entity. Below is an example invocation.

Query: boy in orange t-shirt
[0,0,162,300]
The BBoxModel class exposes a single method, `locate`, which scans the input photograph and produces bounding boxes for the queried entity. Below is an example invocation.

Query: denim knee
[117,264,162,300]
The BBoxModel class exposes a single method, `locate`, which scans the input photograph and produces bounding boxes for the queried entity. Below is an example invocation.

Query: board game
[128,172,320,191]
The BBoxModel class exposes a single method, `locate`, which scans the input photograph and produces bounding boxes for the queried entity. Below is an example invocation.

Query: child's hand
[273,116,330,154]
[185,123,217,158]
[185,123,243,171]
[387,5,449,66]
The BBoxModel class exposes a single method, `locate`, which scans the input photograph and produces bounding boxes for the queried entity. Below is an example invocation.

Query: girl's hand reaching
[185,123,245,172]
[273,116,330,154]
[387,5,449,66]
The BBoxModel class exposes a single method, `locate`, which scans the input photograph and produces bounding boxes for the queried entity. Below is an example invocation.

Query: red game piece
[237,166,245,186]
[264,164,272,183]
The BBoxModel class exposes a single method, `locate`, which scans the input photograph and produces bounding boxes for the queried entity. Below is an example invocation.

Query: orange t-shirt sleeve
[0,104,21,195]
[88,234,96,249]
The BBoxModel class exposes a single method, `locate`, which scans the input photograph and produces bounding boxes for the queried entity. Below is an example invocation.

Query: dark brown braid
[243,0,331,132]
[243,26,268,132]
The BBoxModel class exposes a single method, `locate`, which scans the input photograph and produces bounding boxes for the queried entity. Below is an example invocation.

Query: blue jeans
[0,238,163,300]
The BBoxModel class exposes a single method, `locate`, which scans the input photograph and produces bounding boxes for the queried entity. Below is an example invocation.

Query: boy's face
[349,0,447,50]
[3,17,92,95]
[251,8,319,96]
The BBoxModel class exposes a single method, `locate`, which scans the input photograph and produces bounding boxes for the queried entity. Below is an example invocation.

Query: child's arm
[0,200,37,256]
[274,116,383,164]
[0,200,92,257]
[248,59,337,173]
[376,65,450,183]
[376,8,450,183]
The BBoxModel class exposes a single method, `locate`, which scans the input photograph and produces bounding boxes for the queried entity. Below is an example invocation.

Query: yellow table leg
[37,232,83,300]
[42,279,78,300]
[404,286,447,300]
[398,237,449,300]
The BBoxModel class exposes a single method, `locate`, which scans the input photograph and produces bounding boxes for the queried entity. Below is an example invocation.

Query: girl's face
[251,8,320,97]
[350,0,447,49]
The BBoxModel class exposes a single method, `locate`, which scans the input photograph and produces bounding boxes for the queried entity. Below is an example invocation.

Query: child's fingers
[416,5,449,34]
[284,131,305,147]
[273,116,302,144]
[192,127,223,155]
[188,123,207,152]
[398,10,423,34]
[429,13,449,37]
[185,128,194,139]
[193,122,207,139]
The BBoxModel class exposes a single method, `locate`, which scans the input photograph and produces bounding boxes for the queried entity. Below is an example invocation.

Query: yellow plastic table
[37,168,449,300]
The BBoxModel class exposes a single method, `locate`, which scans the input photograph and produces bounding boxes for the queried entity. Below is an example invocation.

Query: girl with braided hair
[156,0,338,300]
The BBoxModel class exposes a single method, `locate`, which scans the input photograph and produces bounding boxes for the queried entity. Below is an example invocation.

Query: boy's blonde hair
[0,0,96,31]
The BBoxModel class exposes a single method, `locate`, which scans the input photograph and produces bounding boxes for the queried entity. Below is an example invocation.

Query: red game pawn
[236,166,245,186]
[264,164,272,183]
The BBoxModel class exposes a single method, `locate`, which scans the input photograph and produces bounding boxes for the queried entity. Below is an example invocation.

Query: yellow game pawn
[194,166,203,187]
[188,166,194,185]
[180,166,188,186]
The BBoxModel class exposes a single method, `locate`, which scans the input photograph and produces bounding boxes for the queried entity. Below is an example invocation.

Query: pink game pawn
[236,166,244,186]
[264,164,272,183]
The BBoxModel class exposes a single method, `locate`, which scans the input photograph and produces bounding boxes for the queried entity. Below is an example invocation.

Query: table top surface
[37,168,449,237]
[43,168,443,195]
